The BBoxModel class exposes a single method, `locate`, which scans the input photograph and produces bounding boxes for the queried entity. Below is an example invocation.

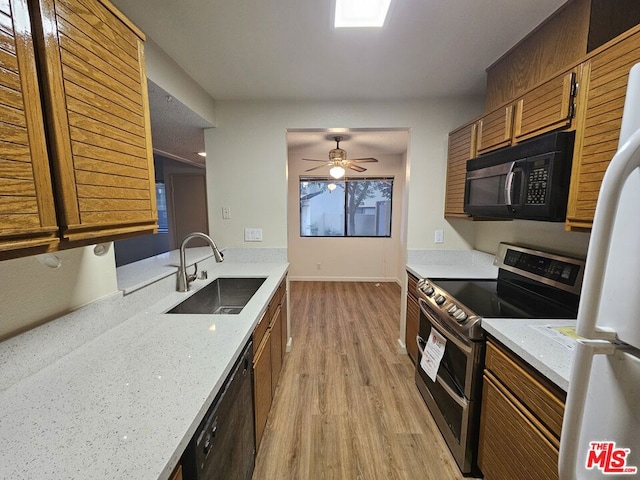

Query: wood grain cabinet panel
[28,0,157,243]
[405,272,419,364]
[269,304,282,397]
[479,372,560,480]
[253,276,287,451]
[0,0,58,254]
[566,28,640,230]
[513,68,578,142]
[476,105,513,155]
[253,332,272,451]
[444,122,476,218]
[479,340,565,480]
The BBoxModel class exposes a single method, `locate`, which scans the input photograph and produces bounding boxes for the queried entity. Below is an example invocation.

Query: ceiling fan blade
[302,158,329,163]
[348,157,378,163]
[305,165,328,172]
[346,164,367,172]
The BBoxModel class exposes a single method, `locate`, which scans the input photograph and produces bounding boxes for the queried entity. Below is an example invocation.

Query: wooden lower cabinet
[253,276,288,450]
[479,340,565,480]
[253,332,272,451]
[169,464,182,480]
[269,305,283,397]
[405,272,419,364]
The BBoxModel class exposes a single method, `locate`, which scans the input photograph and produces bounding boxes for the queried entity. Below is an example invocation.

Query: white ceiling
[112,0,567,101]
[110,0,568,163]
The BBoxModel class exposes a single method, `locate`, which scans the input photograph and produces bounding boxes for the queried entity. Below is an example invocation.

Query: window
[300,177,393,237]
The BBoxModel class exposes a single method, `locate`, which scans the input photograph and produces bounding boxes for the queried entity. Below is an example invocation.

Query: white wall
[205,98,484,256]
[287,151,406,281]
[144,40,217,126]
[473,220,591,257]
[0,247,118,340]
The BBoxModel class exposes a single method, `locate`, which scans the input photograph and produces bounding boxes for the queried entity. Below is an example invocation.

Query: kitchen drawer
[485,340,565,439]
[479,371,560,480]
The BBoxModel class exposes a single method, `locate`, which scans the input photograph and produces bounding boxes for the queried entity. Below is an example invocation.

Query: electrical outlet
[244,228,263,242]
[222,207,231,219]
[316,263,322,270]
[434,229,444,244]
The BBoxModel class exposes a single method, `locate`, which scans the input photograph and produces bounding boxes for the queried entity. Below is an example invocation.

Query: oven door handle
[418,298,472,354]
[416,335,469,409]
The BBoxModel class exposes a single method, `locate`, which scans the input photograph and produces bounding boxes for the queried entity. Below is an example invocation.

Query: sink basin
[166,277,266,315]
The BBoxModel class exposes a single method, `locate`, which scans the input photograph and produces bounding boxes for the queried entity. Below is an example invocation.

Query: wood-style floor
[253,281,465,480]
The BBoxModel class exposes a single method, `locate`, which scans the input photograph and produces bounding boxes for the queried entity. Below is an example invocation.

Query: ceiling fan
[302,136,378,178]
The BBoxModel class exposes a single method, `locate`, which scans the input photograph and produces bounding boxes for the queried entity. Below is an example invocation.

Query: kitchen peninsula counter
[0,254,288,480]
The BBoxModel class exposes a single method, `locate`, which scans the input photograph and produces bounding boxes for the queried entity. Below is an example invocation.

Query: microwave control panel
[526,165,549,205]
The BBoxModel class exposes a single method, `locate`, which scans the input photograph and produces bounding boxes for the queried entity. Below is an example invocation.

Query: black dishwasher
[182,340,255,480]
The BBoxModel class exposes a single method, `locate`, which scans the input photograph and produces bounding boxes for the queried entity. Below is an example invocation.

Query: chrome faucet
[177,232,224,292]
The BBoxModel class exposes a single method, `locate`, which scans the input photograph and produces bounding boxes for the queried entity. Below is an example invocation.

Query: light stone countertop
[406,249,498,280]
[481,318,577,391]
[0,260,288,480]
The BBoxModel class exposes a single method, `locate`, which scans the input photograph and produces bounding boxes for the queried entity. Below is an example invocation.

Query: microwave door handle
[504,160,516,207]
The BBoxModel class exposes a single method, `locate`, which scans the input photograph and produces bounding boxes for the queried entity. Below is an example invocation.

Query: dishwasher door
[182,340,255,480]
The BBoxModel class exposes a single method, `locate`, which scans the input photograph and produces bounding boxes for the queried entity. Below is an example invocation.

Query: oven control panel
[416,279,483,341]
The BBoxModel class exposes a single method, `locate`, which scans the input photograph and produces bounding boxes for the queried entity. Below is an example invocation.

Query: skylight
[334,0,391,28]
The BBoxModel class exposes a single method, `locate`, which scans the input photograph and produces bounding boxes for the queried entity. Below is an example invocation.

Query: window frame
[299,176,394,238]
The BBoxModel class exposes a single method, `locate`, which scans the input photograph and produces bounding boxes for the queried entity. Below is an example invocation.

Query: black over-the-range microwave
[463,131,575,221]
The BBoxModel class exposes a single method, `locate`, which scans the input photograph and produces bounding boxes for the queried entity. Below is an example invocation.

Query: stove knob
[435,294,446,305]
[424,286,435,296]
[447,304,458,314]
[454,309,468,322]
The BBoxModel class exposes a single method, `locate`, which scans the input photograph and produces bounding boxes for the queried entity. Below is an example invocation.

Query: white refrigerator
[559,64,640,478]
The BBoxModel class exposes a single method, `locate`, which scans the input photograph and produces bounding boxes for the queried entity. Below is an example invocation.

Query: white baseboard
[396,338,407,355]
[288,276,401,284]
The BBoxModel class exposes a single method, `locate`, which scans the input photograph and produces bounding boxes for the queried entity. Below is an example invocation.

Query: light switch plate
[434,229,444,244]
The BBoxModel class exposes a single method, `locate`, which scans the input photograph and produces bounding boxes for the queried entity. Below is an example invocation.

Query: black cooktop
[429,275,579,319]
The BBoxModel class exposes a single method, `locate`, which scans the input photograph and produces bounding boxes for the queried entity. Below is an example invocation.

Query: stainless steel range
[414,243,585,476]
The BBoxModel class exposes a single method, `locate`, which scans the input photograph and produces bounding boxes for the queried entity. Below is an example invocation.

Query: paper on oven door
[420,327,447,382]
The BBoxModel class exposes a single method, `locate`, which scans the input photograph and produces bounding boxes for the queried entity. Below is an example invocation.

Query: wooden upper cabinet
[476,105,513,155]
[444,121,476,217]
[485,0,640,111]
[29,0,157,243]
[513,68,578,142]
[0,0,59,255]
[566,27,640,230]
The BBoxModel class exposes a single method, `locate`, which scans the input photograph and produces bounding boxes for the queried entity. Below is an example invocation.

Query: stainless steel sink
[166,277,266,315]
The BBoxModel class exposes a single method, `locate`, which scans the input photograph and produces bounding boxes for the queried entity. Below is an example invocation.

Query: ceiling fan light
[330,165,346,179]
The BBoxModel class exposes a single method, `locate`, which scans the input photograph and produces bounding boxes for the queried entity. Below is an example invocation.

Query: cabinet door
[479,372,560,480]
[29,0,157,243]
[566,29,640,230]
[269,305,282,397]
[405,295,419,364]
[476,105,513,155]
[513,68,577,141]
[405,272,419,363]
[445,122,476,217]
[280,290,287,361]
[253,333,272,451]
[0,0,58,255]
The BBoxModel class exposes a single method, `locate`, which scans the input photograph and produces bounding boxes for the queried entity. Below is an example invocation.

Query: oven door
[415,298,484,474]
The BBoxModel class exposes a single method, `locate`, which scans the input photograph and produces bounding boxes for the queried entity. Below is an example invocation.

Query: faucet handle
[198,270,208,280]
